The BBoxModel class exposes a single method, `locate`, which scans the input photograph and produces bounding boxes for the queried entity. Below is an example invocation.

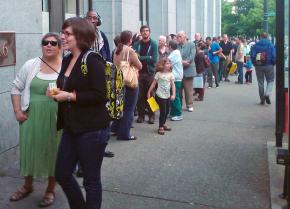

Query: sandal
[163,125,172,131]
[38,192,55,208]
[9,185,33,201]
[158,127,165,135]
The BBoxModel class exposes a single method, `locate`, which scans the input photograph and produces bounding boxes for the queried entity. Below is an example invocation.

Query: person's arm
[130,49,142,70]
[139,40,158,64]
[10,59,34,122]
[54,54,107,105]
[170,79,176,101]
[101,31,111,62]
[11,95,27,122]
[147,79,157,99]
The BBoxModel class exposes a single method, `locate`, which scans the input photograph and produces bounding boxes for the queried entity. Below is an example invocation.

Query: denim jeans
[208,62,219,87]
[55,128,109,209]
[255,65,275,100]
[111,86,139,139]
[237,61,244,83]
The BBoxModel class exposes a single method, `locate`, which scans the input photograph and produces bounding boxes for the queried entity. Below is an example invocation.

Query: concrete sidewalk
[0,75,287,209]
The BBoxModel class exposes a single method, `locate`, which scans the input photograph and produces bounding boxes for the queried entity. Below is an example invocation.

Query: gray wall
[0,0,42,169]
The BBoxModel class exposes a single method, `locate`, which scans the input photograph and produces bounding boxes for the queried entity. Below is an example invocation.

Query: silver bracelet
[67,92,71,102]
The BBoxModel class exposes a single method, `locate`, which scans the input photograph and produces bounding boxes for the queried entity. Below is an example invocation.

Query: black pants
[137,73,155,119]
[245,71,252,83]
[155,95,170,128]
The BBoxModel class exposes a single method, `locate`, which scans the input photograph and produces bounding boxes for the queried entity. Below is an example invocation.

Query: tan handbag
[119,50,139,88]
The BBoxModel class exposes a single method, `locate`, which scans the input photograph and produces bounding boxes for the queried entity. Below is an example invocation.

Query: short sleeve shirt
[209,42,220,64]
[154,72,175,99]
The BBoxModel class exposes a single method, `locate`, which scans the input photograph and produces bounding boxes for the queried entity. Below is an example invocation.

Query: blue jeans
[237,61,244,83]
[55,128,109,209]
[111,86,139,139]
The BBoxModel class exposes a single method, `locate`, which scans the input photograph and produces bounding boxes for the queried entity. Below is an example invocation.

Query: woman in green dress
[10,33,62,207]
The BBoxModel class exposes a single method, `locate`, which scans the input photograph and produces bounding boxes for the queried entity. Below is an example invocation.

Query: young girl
[147,58,176,135]
[244,55,253,84]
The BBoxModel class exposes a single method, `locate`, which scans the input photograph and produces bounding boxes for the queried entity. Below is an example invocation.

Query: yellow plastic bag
[229,62,237,75]
[147,97,159,112]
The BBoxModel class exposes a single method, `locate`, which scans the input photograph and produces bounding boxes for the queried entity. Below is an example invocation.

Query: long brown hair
[115,30,133,55]
[62,17,96,50]
[156,58,172,72]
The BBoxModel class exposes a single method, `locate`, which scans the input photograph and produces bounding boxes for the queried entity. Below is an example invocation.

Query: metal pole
[275,0,285,147]
[88,0,93,11]
[76,0,80,17]
[263,0,269,33]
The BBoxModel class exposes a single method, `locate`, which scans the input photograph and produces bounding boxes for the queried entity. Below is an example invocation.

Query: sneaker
[215,84,219,88]
[187,107,194,112]
[224,78,230,82]
[208,86,212,89]
[171,116,183,121]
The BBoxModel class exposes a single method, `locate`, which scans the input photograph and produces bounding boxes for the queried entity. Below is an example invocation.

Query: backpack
[81,50,125,120]
[255,51,267,66]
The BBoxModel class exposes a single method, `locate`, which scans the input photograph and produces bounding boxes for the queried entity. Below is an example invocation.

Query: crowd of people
[9,9,276,209]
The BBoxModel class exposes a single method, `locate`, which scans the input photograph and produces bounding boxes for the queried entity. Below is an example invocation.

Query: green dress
[20,76,61,178]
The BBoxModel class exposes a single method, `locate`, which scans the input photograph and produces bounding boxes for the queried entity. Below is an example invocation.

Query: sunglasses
[42,40,58,47]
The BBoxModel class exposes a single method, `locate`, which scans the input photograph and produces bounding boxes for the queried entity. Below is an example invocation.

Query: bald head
[177,31,187,44]
[158,35,167,47]
[194,33,201,41]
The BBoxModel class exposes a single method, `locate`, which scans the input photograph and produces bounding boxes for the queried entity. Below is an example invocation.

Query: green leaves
[222,0,275,37]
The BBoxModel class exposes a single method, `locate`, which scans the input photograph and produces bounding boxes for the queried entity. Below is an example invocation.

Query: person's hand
[15,110,27,122]
[182,60,190,67]
[46,88,60,98]
[147,93,151,99]
[53,90,69,102]
[170,95,176,101]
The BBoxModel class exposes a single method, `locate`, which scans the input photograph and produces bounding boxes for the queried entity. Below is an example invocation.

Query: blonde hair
[156,58,172,72]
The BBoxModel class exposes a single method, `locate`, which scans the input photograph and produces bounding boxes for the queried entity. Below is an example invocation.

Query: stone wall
[0,0,42,170]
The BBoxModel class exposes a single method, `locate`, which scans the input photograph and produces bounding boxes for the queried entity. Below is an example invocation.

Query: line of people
[8,9,276,209]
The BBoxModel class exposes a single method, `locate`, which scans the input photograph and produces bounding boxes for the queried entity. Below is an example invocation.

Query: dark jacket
[250,38,276,66]
[100,31,111,62]
[133,39,158,75]
[194,51,206,74]
[56,49,110,134]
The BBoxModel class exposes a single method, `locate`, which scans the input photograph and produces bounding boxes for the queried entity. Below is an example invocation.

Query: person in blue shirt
[244,55,253,84]
[250,32,276,105]
[206,37,222,88]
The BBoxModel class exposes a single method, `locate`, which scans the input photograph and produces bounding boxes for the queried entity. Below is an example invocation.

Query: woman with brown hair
[111,30,142,140]
[48,17,110,209]
[10,32,62,207]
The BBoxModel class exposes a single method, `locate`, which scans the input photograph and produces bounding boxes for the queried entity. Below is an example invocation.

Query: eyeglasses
[42,40,58,47]
[60,31,74,38]
[86,16,98,21]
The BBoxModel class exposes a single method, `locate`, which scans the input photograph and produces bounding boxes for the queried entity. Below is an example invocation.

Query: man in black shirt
[219,34,233,81]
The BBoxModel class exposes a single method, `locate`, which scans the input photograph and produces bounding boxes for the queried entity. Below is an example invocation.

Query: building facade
[0,0,221,167]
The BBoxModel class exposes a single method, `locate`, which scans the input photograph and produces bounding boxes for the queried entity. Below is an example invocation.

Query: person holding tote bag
[111,30,142,140]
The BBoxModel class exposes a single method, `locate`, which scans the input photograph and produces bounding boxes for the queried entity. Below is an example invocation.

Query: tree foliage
[221,0,275,38]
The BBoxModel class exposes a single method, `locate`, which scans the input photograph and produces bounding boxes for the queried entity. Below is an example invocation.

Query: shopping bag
[147,97,159,112]
[193,76,204,88]
[228,62,237,75]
